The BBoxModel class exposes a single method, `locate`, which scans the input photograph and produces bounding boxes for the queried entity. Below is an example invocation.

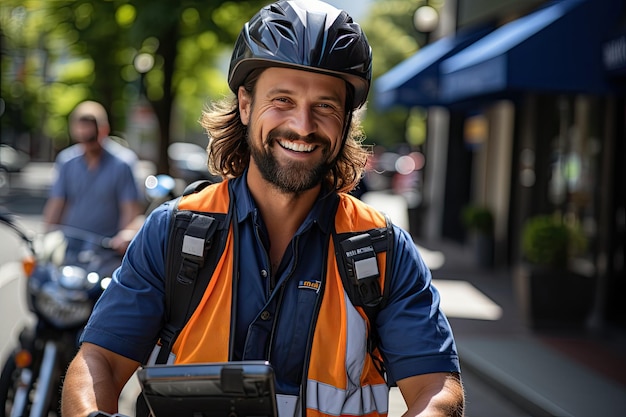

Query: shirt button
[260,311,271,321]
[261,269,268,278]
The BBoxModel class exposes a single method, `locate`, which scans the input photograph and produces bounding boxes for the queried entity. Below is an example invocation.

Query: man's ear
[238,86,251,126]
[98,124,110,139]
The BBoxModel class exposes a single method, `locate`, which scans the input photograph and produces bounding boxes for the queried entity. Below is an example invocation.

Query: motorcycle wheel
[0,353,20,417]
[0,346,63,417]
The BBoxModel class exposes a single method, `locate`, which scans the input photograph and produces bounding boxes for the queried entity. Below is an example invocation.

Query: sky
[324,0,373,20]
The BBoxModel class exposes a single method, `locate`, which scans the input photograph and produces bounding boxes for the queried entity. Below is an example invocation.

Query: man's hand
[108,228,137,254]
[110,215,145,254]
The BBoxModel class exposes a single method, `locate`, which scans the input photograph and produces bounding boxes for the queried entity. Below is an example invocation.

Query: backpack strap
[332,213,394,379]
[182,179,213,196]
[155,181,230,364]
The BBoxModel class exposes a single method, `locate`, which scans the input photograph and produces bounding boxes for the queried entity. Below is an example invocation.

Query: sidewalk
[422,238,626,417]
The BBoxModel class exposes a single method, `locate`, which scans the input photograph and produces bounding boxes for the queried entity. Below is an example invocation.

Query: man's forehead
[259,67,347,93]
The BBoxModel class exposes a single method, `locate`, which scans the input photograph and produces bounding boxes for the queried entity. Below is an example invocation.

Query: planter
[461,205,495,269]
[470,232,494,268]
[514,264,595,330]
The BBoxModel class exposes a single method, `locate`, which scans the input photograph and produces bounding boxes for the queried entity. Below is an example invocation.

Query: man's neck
[82,146,103,170]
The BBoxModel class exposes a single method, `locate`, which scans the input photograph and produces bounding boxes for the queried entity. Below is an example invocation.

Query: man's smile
[277,140,317,153]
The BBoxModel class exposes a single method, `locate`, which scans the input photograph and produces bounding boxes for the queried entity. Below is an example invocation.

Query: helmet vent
[273,20,297,44]
[332,30,357,50]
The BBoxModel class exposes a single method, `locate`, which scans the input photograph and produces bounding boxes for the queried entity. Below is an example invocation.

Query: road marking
[433,279,503,321]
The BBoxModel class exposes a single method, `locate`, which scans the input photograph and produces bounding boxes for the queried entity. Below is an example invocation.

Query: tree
[121,0,267,173]
[0,0,265,173]
[360,0,440,149]
[1,0,435,170]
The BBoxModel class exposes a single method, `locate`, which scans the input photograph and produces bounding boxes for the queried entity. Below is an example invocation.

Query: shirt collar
[229,171,338,235]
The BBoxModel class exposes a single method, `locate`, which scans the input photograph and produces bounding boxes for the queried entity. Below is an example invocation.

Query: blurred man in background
[43,101,142,253]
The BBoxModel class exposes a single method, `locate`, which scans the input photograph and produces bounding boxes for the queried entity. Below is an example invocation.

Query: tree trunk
[151,24,179,175]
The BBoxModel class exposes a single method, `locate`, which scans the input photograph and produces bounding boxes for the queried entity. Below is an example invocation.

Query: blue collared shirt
[49,149,140,238]
[81,175,459,395]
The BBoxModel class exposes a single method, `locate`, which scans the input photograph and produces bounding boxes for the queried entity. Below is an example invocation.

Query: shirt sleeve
[376,226,460,384]
[116,160,141,203]
[79,202,173,362]
[49,161,69,199]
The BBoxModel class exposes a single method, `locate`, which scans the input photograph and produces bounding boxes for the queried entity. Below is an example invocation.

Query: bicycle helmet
[228,0,372,109]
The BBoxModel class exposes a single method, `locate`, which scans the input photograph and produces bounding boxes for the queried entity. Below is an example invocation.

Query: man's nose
[289,107,316,137]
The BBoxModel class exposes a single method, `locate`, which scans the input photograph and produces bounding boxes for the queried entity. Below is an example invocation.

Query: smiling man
[61,2,464,417]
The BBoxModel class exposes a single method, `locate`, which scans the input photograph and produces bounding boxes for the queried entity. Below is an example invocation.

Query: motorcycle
[0,209,122,417]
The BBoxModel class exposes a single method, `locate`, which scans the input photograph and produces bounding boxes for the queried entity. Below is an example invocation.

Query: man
[43,101,142,253]
[61,2,464,416]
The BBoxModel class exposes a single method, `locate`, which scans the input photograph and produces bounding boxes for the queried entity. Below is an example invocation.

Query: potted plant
[515,214,592,329]
[461,204,494,268]
[521,215,586,268]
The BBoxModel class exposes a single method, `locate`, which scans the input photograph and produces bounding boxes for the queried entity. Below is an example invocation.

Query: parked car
[167,142,221,185]
[0,145,30,191]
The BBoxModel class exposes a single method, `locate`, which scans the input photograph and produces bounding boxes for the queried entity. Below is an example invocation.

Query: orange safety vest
[172,180,390,417]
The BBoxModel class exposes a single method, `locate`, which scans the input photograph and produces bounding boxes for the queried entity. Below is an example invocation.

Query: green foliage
[1,0,435,161]
[360,0,442,148]
[461,205,494,235]
[1,0,267,162]
[522,215,587,268]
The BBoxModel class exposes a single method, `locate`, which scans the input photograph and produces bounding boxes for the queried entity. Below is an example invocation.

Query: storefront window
[546,95,603,272]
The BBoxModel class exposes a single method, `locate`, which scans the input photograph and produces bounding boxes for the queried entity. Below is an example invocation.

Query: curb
[458,336,626,417]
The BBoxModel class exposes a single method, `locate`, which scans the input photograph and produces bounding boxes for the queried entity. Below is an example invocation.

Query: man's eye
[317,103,337,112]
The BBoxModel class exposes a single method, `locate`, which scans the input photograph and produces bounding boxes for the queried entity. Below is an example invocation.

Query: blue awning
[374,25,492,110]
[440,0,624,103]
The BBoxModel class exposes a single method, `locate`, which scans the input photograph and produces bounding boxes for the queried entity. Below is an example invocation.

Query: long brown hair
[199,71,371,194]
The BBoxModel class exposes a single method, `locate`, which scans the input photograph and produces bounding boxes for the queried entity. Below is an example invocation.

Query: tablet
[137,361,278,417]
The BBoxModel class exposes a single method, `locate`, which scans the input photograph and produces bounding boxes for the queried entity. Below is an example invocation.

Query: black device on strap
[333,214,394,312]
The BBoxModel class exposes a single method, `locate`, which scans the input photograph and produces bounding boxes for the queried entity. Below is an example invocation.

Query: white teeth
[279,141,315,152]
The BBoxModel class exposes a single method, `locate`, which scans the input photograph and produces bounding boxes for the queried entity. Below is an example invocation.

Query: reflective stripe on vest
[172,181,390,417]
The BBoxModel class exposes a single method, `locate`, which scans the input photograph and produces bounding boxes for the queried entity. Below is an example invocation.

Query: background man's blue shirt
[49,149,140,238]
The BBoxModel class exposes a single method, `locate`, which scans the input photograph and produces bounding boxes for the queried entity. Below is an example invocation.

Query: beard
[247,127,334,194]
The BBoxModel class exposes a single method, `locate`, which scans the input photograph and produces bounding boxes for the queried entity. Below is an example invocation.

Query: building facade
[375,0,626,332]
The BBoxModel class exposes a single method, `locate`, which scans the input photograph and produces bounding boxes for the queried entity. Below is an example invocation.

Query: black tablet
[137,361,278,417]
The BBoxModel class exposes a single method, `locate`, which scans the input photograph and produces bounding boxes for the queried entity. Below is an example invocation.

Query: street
[0,187,531,417]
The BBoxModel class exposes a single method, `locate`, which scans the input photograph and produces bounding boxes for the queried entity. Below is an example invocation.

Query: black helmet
[228,0,372,109]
